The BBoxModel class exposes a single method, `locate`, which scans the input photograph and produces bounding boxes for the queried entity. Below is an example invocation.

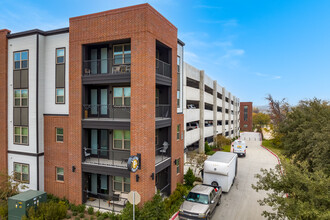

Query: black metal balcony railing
[83,190,128,213]
[82,104,130,119]
[156,59,171,78]
[83,57,131,76]
[83,147,130,168]
[156,104,171,118]
[155,145,171,164]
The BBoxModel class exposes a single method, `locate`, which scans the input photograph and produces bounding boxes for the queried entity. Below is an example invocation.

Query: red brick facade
[44,116,71,200]
[0,29,10,174]
[240,102,253,132]
[57,3,184,204]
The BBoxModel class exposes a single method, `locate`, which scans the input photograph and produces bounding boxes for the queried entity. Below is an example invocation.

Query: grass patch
[222,145,231,152]
[262,139,284,157]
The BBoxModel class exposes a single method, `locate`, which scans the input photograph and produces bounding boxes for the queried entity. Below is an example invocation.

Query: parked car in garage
[187,122,199,131]
[179,184,222,220]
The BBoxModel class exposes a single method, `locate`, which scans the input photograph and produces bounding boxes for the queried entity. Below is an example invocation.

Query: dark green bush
[75,217,80,220]
[184,168,196,187]
[87,206,94,215]
[205,141,211,153]
[80,212,85,218]
[95,210,101,217]
[164,183,189,216]
[27,200,67,220]
[120,202,140,220]
[73,211,78,216]
[77,204,86,213]
[66,214,71,219]
[101,212,109,219]
[71,204,79,212]
[97,216,105,220]
[90,216,95,220]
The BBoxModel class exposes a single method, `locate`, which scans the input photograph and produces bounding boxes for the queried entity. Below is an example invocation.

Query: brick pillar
[0,29,10,174]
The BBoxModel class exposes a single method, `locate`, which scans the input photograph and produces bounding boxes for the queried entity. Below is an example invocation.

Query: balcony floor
[85,199,125,213]
[155,155,171,165]
[83,157,128,168]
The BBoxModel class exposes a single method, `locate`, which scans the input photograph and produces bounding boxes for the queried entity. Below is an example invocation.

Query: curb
[170,211,179,220]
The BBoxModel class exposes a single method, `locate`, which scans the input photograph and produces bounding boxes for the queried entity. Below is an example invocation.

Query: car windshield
[186,192,209,204]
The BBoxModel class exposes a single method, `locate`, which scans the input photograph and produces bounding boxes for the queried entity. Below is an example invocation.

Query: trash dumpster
[8,190,47,220]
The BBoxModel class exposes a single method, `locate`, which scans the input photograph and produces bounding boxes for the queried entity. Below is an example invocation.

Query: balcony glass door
[91,130,98,155]
[90,129,108,158]
[100,130,108,158]
[101,48,108,74]
[91,49,97,75]
[89,88,108,117]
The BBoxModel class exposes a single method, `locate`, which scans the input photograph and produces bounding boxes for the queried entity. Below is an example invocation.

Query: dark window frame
[13,50,29,70]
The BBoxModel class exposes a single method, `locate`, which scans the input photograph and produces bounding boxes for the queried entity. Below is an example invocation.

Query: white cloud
[255,72,282,80]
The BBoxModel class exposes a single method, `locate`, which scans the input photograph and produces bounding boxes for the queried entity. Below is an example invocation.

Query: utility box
[8,190,47,220]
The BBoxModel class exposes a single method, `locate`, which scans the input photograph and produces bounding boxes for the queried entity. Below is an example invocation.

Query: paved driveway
[212,132,278,220]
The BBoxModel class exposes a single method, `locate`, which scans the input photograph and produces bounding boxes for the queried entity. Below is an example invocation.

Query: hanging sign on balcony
[127,155,140,173]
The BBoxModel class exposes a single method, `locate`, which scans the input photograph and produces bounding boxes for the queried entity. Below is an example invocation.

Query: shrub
[121,203,140,220]
[214,135,232,150]
[71,204,79,212]
[75,217,80,220]
[0,201,8,220]
[184,168,196,187]
[101,212,109,219]
[97,216,105,220]
[140,192,168,219]
[90,216,95,220]
[164,183,189,216]
[95,210,101,217]
[66,214,71,219]
[77,204,86,213]
[80,212,85,218]
[206,150,215,155]
[204,141,211,153]
[27,201,67,219]
[87,206,94,215]
[73,211,78,216]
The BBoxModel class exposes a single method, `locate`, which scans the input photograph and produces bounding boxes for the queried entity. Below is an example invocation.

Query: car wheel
[216,196,221,206]
[211,181,218,187]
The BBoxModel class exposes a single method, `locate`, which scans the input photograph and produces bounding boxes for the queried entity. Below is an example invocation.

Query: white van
[203,152,238,192]
[232,140,248,157]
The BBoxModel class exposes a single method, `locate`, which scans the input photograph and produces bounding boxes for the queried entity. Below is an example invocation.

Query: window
[56,128,63,142]
[113,176,130,192]
[113,130,130,150]
[14,89,28,107]
[244,106,248,121]
[177,91,180,107]
[113,44,131,65]
[56,167,64,182]
[14,126,28,145]
[177,56,180,73]
[113,87,130,106]
[56,48,65,64]
[244,124,248,128]
[155,129,159,145]
[56,88,65,104]
[14,163,29,183]
[177,125,180,140]
[14,51,28,70]
[176,158,180,174]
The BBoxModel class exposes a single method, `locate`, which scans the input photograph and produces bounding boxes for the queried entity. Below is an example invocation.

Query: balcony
[82,104,130,120]
[83,57,131,76]
[82,148,130,168]
[156,59,171,78]
[155,143,171,165]
[156,104,171,118]
[84,191,128,213]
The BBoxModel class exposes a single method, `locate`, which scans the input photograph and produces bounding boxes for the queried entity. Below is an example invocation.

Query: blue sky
[1,0,329,106]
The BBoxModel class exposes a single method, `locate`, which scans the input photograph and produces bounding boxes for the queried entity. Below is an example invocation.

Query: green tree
[252,160,330,220]
[214,135,232,150]
[140,192,168,220]
[278,99,330,174]
[184,168,196,187]
[253,112,270,130]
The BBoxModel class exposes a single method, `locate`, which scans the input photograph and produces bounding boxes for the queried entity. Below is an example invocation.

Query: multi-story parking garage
[183,63,240,157]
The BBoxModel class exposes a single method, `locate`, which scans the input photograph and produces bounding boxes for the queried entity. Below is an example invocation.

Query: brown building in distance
[240,102,253,131]
[0,4,184,210]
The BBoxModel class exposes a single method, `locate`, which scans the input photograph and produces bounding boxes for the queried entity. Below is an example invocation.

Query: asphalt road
[211,132,278,220]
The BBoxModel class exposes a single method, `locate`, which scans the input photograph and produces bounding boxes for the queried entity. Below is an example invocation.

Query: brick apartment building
[0,4,185,209]
[240,102,253,131]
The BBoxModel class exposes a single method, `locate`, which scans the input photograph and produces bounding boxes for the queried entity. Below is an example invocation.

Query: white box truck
[203,152,238,192]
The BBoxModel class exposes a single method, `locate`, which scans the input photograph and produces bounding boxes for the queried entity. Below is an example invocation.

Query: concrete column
[233,97,237,137]
[199,70,205,154]
[213,81,217,141]
[222,87,226,136]
[228,92,232,138]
